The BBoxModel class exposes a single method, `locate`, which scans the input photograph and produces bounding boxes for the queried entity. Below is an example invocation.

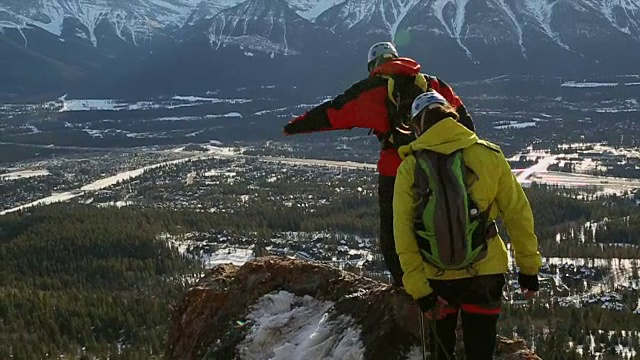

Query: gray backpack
[412,149,497,272]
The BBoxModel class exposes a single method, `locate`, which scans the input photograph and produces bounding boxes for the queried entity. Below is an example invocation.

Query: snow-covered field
[202,247,255,267]
[0,192,82,214]
[494,121,537,130]
[561,81,619,88]
[1,145,252,214]
[54,95,251,112]
[0,156,198,215]
[0,169,50,180]
[510,144,640,194]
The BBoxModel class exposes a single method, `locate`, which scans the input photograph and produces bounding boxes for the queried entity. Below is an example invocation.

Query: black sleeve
[456,104,475,132]
[426,74,476,133]
[284,77,388,134]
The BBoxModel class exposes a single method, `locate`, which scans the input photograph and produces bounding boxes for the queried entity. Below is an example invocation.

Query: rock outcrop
[165,257,540,360]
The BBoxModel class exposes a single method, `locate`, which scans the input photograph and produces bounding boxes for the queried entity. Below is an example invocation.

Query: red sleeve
[428,77,463,108]
[284,77,391,135]
[325,86,390,133]
[428,76,475,132]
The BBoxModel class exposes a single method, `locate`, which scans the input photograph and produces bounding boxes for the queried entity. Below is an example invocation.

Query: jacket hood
[398,118,479,159]
[370,57,421,77]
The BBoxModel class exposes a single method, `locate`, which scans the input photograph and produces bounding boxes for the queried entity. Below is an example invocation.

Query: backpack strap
[464,159,498,242]
[378,74,430,150]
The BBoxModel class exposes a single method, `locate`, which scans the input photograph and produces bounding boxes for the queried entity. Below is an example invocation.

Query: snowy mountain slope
[315,0,640,55]
[0,0,201,46]
[2,0,640,99]
[183,0,244,26]
[287,0,345,20]
[315,0,421,38]
[2,0,639,49]
[204,0,336,55]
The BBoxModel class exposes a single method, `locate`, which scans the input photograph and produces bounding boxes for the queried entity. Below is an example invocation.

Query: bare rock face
[165,257,539,360]
[496,337,543,360]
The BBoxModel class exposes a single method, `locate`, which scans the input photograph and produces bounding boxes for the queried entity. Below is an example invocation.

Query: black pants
[378,174,404,286]
[428,275,506,360]
[429,311,499,360]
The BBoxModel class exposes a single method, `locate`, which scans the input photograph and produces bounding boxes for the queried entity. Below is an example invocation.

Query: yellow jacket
[393,118,542,302]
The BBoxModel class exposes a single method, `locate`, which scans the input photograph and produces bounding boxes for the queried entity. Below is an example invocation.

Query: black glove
[416,292,439,312]
[518,273,539,292]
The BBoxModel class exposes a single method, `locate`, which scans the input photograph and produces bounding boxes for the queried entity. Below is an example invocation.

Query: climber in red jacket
[283,41,474,286]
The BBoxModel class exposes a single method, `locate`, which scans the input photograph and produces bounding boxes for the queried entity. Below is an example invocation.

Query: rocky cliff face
[165,257,540,360]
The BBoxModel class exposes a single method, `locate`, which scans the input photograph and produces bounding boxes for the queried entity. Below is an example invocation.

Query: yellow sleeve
[495,154,542,275]
[393,156,433,299]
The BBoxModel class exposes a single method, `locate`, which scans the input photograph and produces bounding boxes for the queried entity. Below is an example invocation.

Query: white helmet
[367,42,399,69]
[411,91,450,119]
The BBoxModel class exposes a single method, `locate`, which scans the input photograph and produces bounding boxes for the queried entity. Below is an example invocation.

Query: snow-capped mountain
[315,0,420,38]
[1,0,640,100]
[183,0,244,26]
[287,0,346,21]
[0,0,344,46]
[0,0,204,47]
[202,0,336,55]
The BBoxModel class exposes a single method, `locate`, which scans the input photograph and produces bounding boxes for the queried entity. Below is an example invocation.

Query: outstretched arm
[284,77,391,135]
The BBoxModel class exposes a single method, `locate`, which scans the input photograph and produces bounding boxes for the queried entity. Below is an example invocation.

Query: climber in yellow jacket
[393,91,542,359]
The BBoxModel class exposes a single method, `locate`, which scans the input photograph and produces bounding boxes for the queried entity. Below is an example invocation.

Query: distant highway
[207,148,639,191]
[1,144,638,215]
[0,141,165,154]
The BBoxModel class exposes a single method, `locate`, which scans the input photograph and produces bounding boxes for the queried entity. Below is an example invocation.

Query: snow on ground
[159,232,255,267]
[561,81,618,88]
[539,257,639,288]
[56,96,250,112]
[287,0,342,20]
[257,156,377,171]
[171,95,250,104]
[515,153,557,183]
[95,200,134,208]
[494,121,537,130]
[203,169,238,177]
[60,99,156,111]
[564,157,608,173]
[555,219,602,245]
[596,107,639,113]
[22,124,41,134]
[509,144,640,194]
[0,156,198,215]
[2,143,638,215]
[1,145,249,214]
[0,192,83,215]
[508,250,639,292]
[237,291,365,360]
[0,169,50,180]
[202,246,255,267]
[80,157,193,191]
[205,145,245,156]
[586,144,640,159]
[544,257,637,272]
[83,128,165,139]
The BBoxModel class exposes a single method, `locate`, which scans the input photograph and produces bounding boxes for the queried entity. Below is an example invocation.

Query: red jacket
[283,58,473,176]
